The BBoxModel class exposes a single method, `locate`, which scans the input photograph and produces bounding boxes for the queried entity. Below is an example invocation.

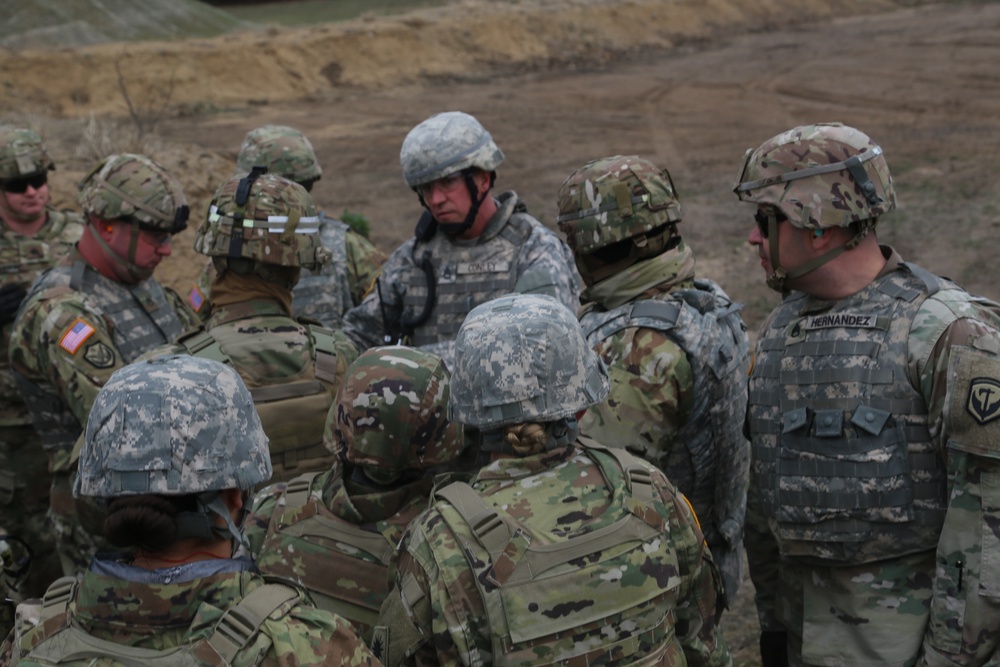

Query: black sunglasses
[754,208,787,239]
[1,172,47,194]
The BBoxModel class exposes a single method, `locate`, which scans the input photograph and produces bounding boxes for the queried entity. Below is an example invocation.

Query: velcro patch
[58,318,96,354]
[804,313,880,330]
[456,260,511,275]
[188,285,205,313]
[947,346,1000,458]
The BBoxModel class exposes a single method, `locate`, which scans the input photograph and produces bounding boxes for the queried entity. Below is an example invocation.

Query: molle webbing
[405,210,534,347]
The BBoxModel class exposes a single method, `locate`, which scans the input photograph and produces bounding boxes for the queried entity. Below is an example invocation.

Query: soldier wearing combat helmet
[374,293,730,667]
[191,125,386,326]
[152,169,358,483]
[0,126,83,598]
[9,153,199,578]
[244,345,464,642]
[0,355,378,666]
[737,122,1000,666]
[341,111,580,370]
[557,154,750,611]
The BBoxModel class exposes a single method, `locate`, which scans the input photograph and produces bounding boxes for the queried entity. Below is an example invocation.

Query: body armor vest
[17,576,298,666]
[291,216,352,328]
[176,322,342,482]
[434,440,683,667]
[0,209,82,425]
[403,195,537,347]
[580,279,749,604]
[748,263,949,565]
[14,261,185,455]
[255,472,426,641]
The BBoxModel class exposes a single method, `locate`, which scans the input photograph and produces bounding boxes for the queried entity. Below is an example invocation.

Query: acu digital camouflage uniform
[375,294,730,667]
[0,126,82,598]
[556,155,750,610]
[0,355,380,667]
[158,170,357,483]
[341,111,580,369]
[736,123,1000,666]
[8,153,198,579]
[189,124,386,326]
[245,345,464,643]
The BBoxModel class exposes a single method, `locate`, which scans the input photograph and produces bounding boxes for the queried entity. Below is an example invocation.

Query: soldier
[555,155,751,610]
[374,293,731,667]
[0,126,83,598]
[341,111,581,369]
[9,153,199,578]
[736,122,1000,666]
[191,124,386,326]
[158,169,357,483]
[244,345,464,642]
[0,355,381,667]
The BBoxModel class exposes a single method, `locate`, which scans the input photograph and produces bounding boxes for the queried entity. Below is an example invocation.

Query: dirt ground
[4,0,1000,662]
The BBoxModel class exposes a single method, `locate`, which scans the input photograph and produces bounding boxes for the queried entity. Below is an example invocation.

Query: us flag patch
[59,318,96,354]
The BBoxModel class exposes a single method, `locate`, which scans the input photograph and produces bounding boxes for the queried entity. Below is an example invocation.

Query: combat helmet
[195,168,328,274]
[236,125,322,187]
[326,346,463,486]
[74,355,272,544]
[78,153,189,234]
[734,123,895,292]
[450,293,609,431]
[400,111,504,236]
[557,155,683,285]
[0,126,54,181]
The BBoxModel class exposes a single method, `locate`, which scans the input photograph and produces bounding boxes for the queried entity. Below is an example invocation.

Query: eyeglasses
[1,172,47,194]
[416,172,466,199]
[754,208,787,239]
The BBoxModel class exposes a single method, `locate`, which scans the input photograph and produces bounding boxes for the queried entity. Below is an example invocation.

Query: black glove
[0,283,27,325]
[760,631,789,667]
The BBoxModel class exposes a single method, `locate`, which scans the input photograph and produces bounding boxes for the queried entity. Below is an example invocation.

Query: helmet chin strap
[765,217,875,293]
[90,219,153,283]
[424,170,494,237]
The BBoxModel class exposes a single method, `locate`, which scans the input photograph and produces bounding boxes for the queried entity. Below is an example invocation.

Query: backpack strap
[176,327,230,364]
[206,583,300,664]
[305,323,342,384]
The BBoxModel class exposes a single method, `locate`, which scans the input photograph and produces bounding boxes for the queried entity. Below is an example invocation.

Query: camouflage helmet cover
[450,293,610,430]
[194,170,328,271]
[556,155,682,256]
[0,126,54,180]
[734,122,895,229]
[326,346,463,476]
[236,124,322,183]
[77,153,189,233]
[75,355,272,499]
[400,111,504,187]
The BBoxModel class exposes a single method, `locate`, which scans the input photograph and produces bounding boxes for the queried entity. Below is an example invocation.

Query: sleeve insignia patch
[82,341,115,369]
[967,377,1000,425]
[58,318,96,354]
[188,285,205,312]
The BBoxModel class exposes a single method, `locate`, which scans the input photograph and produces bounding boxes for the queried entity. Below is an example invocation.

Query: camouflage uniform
[341,112,580,369]
[375,294,730,667]
[190,124,387,327]
[0,355,380,667]
[245,346,464,642]
[8,154,197,578]
[161,170,358,483]
[735,123,1000,666]
[557,156,751,609]
[0,126,83,598]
